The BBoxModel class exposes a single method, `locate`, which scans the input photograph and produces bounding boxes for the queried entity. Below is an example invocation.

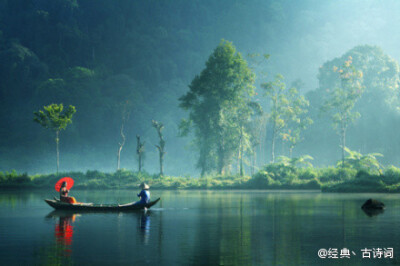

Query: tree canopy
[179,40,257,176]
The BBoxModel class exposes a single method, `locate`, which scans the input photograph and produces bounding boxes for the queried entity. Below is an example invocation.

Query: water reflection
[139,212,151,245]
[47,211,77,257]
[2,191,399,265]
[362,208,385,217]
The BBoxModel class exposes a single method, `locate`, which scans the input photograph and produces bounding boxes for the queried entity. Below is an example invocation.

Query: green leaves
[262,74,312,157]
[33,103,76,132]
[321,58,364,154]
[337,147,383,174]
[179,40,257,175]
[277,155,314,168]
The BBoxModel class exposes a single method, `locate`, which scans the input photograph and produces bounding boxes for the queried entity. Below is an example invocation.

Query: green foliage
[0,170,31,187]
[289,178,322,189]
[250,171,281,187]
[33,103,76,132]
[382,166,400,185]
[262,162,295,182]
[319,46,400,107]
[336,147,383,174]
[281,84,313,155]
[262,74,312,161]
[321,57,364,164]
[276,155,314,169]
[4,163,400,192]
[261,74,288,162]
[33,103,76,173]
[179,40,257,175]
[322,177,386,193]
[318,167,356,182]
[297,167,318,180]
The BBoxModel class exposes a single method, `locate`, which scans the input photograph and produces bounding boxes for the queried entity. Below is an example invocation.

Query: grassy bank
[2,163,400,192]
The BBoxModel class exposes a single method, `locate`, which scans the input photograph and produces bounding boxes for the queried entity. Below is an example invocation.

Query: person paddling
[137,182,150,204]
[60,181,77,204]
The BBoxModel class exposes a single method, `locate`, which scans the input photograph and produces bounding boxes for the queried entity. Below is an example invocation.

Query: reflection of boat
[362,208,384,217]
[44,198,160,211]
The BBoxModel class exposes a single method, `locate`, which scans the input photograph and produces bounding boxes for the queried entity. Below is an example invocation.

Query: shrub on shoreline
[2,164,400,192]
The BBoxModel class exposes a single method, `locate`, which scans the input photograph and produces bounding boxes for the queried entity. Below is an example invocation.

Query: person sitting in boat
[137,182,150,204]
[60,181,77,204]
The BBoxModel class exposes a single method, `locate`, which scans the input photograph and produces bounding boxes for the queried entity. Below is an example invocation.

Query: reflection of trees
[0,191,34,207]
[192,193,254,265]
[191,192,387,265]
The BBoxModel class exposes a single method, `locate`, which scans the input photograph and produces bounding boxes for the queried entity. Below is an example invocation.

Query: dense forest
[1,0,400,177]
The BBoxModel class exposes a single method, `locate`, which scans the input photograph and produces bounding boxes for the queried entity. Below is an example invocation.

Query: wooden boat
[44,197,160,211]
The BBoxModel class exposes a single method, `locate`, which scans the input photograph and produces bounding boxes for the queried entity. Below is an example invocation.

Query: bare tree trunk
[341,126,346,168]
[216,125,225,175]
[251,145,257,176]
[152,120,165,177]
[117,147,121,170]
[201,168,206,178]
[56,130,60,175]
[217,141,225,175]
[117,123,125,170]
[239,126,244,177]
[136,135,144,172]
[139,154,142,172]
[271,125,276,163]
[159,150,164,176]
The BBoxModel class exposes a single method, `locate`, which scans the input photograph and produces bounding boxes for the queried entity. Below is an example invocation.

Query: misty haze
[1,0,400,176]
[2,1,400,265]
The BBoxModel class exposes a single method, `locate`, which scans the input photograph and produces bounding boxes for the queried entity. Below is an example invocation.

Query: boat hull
[44,198,160,211]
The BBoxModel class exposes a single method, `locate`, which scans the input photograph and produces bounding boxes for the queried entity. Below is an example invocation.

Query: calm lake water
[0,190,399,265]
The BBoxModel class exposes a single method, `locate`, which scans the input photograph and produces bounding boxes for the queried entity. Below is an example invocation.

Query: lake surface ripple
[0,190,399,265]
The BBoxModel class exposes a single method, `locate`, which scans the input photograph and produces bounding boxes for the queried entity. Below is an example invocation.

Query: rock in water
[361,198,385,210]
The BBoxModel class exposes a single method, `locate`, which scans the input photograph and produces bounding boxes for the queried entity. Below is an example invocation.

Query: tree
[317,45,400,156]
[136,135,145,172]
[152,120,165,176]
[280,82,312,158]
[179,40,256,176]
[33,103,76,174]
[247,113,267,176]
[117,101,131,170]
[262,74,288,163]
[236,102,263,176]
[321,57,364,167]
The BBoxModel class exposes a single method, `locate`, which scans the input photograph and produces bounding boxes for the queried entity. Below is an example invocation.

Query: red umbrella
[55,177,74,192]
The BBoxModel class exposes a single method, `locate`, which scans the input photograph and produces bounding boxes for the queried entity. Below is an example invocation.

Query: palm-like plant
[337,146,383,174]
[276,155,314,169]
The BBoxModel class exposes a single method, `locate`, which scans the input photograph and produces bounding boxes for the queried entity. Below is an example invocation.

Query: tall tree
[281,83,312,157]
[117,100,131,170]
[316,45,400,154]
[179,40,255,176]
[236,102,262,176]
[262,74,288,163]
[33,103,76,174]
[321,56,364,166]
[152,120,165,176]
